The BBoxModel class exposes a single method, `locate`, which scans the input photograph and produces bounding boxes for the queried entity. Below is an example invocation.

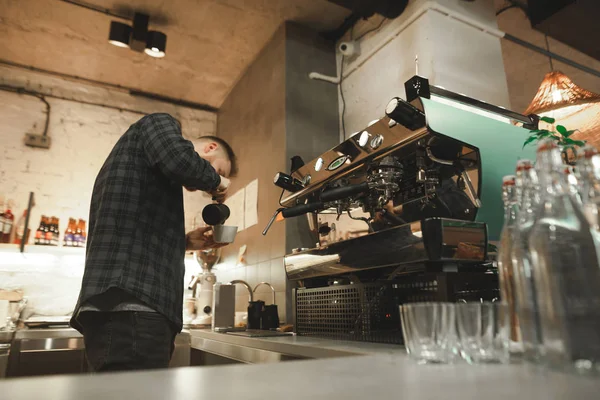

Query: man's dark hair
[202,135,238,177]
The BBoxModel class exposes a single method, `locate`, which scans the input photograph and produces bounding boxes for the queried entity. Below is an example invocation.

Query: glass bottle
[1,201,15,244]
[497,175,522,354]
[511,159,542,362]
[563,166,582,204]
[63,218,75,247]
[34,216,45,245]
[529,139,600,373]
[576,145,600,232]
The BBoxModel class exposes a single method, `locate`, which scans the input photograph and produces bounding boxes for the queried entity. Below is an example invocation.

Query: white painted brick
[0,66,217,316]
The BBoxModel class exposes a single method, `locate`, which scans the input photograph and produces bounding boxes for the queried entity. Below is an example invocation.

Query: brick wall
[0,65,217,316]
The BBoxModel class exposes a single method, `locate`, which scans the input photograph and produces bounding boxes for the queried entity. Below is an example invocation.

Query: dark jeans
[78,311,176,372]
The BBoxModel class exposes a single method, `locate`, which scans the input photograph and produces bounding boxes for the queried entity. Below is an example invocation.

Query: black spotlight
[145,31,167,58]
[108,21,131,48]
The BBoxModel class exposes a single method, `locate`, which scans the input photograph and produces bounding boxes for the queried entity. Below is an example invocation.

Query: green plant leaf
[540,116,556,124]
[556,125,568,135]
[565,129,578,137]
[562,138,587,147]
[523,135,538,148]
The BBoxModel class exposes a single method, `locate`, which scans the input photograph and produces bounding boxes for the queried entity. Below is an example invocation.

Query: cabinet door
[15,349,87,377]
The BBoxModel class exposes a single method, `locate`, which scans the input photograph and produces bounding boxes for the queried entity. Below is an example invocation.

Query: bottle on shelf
[0,195,5,243]
[1,200,15,244]
[75,219,87,247]
[63,218,76,247]
[529,139,600,373]
[497,175,522,355]
[511,159,542,362]
[43,216,51,245]
[34,216,46,245]
[13,210,30,246]
[54,217,60,246]
[45,216,59,246]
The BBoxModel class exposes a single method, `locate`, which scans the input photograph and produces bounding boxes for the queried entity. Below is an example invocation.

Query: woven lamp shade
[524,71,600,116]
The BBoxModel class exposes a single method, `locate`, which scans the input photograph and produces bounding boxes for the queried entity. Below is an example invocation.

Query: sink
[226,330,294,338]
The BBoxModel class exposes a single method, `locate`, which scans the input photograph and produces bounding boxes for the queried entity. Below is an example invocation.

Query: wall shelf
[0,243,85,256]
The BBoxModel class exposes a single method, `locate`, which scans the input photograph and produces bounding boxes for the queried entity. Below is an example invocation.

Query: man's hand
[185,227,228,251]
[210,176,230,203]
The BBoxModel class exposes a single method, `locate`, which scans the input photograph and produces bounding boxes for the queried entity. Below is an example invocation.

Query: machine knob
[203,306,212,314]
[370,134,384,149]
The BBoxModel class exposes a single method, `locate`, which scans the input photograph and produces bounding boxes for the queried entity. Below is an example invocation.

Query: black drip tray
[226,330,293,338]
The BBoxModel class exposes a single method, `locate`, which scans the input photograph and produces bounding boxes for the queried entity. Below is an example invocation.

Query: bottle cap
[502,175,516,186]
[537,139,558,153]
[516,159,533,171]
[582,145,598,159]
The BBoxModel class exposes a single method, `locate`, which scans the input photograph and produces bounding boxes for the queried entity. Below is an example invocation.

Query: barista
[71,113,237,372]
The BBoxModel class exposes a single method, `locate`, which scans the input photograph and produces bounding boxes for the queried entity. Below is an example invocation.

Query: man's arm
[140,113,221,191]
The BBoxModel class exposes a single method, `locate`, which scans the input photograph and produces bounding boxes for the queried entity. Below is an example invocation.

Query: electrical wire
[339,54,346,139]
[0,86,51,137]
[59,0,130,20]
[354,17,387,41]
[496,1,527,16]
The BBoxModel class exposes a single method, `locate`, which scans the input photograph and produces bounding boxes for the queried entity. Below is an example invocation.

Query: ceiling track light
[108,12,167,58]
[108,21,131,48]
[145,31,167,58]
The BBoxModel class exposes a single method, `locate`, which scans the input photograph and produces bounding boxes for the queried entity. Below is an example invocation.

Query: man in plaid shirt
[71,113,236,372]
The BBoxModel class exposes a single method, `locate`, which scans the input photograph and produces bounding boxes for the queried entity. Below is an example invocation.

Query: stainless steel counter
[2,348,600,399]
[189,329,400,362]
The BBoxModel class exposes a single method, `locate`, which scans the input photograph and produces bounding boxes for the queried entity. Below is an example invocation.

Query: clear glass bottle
[576,145,600,232]
[497,175,522,355]
[511,159,542,362]
[529,139,600,373]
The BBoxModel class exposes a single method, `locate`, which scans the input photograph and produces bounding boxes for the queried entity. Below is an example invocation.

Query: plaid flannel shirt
[71,113,220,332]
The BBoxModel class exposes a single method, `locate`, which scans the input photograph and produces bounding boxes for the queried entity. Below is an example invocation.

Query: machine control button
[358,131,370,147]
[327,155,349,171]
[315,157,324,172]
[203,306,212,314]
[370,134,384,149]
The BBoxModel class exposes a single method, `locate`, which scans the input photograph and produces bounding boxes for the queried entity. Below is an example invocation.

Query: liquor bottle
[497,175,522,354]
[529,139,600,373]
[54,217,60,246]
[34,216,45,245]
[63,218,76,247]
[510,159,542,362]
[13,210,30,246]
[1,200,15,244]
[0,195,5,243]
[76,219,87,247]
[576,145,600,232]
[42,216,51,245]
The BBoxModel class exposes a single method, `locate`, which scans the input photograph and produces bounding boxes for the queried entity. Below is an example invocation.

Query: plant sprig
[524,116,585,149]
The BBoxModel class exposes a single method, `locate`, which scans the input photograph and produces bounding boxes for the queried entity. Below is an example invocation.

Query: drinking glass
[456,302,510,364]
[400,303,457,364]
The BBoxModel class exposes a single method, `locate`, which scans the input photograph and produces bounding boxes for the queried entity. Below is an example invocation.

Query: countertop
[2,329,600,399]
[189,329,399,358]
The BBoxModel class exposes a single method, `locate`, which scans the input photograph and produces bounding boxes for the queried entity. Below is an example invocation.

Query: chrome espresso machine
[263,76,538,344]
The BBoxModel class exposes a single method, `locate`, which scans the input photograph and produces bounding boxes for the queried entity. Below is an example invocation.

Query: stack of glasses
[400,302,510,365]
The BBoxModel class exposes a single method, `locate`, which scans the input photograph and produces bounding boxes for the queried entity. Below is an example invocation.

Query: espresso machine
[264,76,538,344]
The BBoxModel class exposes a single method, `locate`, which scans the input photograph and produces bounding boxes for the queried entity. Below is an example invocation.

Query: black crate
[293,272,499,344]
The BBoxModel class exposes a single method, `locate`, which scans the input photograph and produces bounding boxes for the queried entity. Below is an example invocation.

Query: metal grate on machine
[293,272,499,345]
